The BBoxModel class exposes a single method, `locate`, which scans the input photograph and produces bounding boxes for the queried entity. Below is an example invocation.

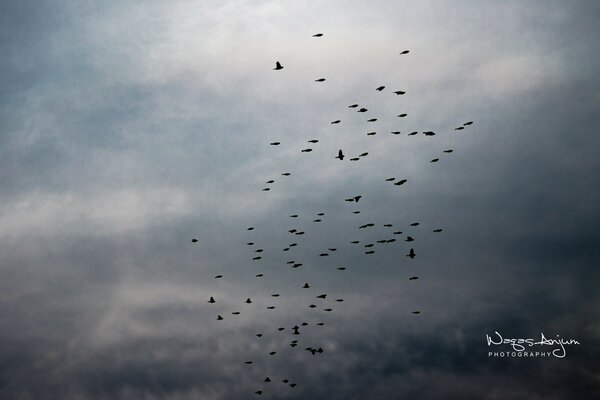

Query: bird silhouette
[245,298,252,304]
[214,275,223,279]
[407,248,416,259]
[358,107,368,112]
[335,149,345,160]
[313,33,323,37]
[386,177,396,181]
[394,90,406,95]
[191,238,198,243]
[359,152,369,157]
[376,86,385,91]
[301,148,313,152]
[367,118,378,122]
[409,276,419,280]
[443,149,453,153]
[274,61,283,70]
[208,297,215,303]
[281,172,291,176]
[391,131,401,135]
[349,104,359,108]
[410,222,420,226]
[400,50,410,54]
[217,315,223,320]
[433,229,443,232]
[270,141,280,145]
[464,121,474,126]
[367,131,376,136]
[266,180,274,184]
[408,131,418,136]
[303,283,310,288]
[394,179,407,185]
[397,113,407,118]
[350,157,359,161]
[317,294,327,299]
[431,158,439,162]
[423,131,435,136]
[308,139,319,143]
[315,78,326,82]
[331,120,341,124]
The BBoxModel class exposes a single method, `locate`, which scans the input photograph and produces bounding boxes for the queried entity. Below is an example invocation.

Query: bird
[313,33,323,37]
[191,238,198,243]
[405,236,414,242]
[264,377,271,383]
[256,274,264,277]
[262,188,270,191]
[308,139,319,143]
[431,158,439,162]
[247,227,255,230]
[208,297,215,303]
[319,253,329,256]
[394,90,406,95]
[423,131,435,136]
[408,131,418,136]
[245,361,253,364]
[367,118,378,122]
[351,240,360,244]
[335,299,344,302]
[252,256,262,260]
[409,276,419,280]
[274,61,283,70]
[367,132,376,136]
[412,311,421,314]
[386,177,396,181]
[387,238,396,243]
[365,250,375,254]
[282,172,291,176]
[270,141,280,145]
[337,267,347,270]
[317,294,327,299]
[354,195,362,202]
[301,148,313,152]
[266,180,274,184]
[443,149,453,153]
[289,229,297,233]
[317,213,325,216]
[290,383,297,388]
[271,294,280,297]
[313,219,322,223]
[214,275,223,279]
[349,104,359,108]
[328,247,337,251]
[335,149,345,160]
[400,50,410,54]
[384,224,393,227]
[217,315,223,320]
[268,351,276,355]
[255,391,262,395]
[397,113,407,118]
[455,126,464,130]
[359,152,369,157]
[303,283,310,288]
[232,311,240,315]
[255,249,263,252]
[376,85,385,91]
[350,157,359,161]
[256,333,263,337]
[464,121,473,126]
[247,242,254,245]
[358,107,368,112]
[315,78,326,82]
[292,326,300,335]
[394,179,407,185]
[364,243,374,247]
[277,327,285,331]
[394,231,403,235]
[331,120,341,124]
[290,214,298,218]
[391,131,401,135]
[352,211,360,214]
[433,229,443,232]
[309,304,317,308]
[282,379,290,383]
[245,298,252,304]
[410,222,420,226]
[407,248,416,259]
[289,243,297,247]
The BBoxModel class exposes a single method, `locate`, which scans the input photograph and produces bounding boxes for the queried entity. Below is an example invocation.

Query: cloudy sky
[1,1,599,399]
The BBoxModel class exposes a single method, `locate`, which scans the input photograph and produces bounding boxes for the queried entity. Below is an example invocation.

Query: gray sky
[1,1,599,399]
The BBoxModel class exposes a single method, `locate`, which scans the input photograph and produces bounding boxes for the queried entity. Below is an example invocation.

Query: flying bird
[431,158,439,162]
[433,229,443,232]
[208,297,215,303]
[349,104,359,108]
[358,108,368,112]
[464,121,473,126]
[394,90,406,95]
[217,315,223,320]
[391,131,401,135]
[409,276,419,280]
[274,61,283,70]
[408,131,418,136]
[397,113,407,118]
[350,157,359,161]
[303,283,310,288]
[359,152,368,157]
[315,78,326,82]
[394,179,407,185]
[282,172,291,176]
[301,148,313,152]
[270,141,280,145]
[367,132,376,136]
[443,149,454,153]
[410,222,420,226]
[308,139,319,143]
[400,50,410,54]
[335,149,345,160]
[331,120,341,124]
[407,248,416,259]
[367,118,378,122]
[313,33,323,37]
[191,238,198,243]
[214,275,223,279]
[245,298,252,304]
[376,86,385,91]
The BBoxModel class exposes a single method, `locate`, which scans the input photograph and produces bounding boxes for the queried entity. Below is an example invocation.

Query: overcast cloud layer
[1,1,600,399]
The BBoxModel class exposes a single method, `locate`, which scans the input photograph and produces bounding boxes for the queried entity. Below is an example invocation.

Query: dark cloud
[1,1,599,399]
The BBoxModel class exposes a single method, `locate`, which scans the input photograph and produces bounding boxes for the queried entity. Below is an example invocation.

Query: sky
[1,1,600,399]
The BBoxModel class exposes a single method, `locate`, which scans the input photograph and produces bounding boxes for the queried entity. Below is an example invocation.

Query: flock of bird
[192,33,475,397]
